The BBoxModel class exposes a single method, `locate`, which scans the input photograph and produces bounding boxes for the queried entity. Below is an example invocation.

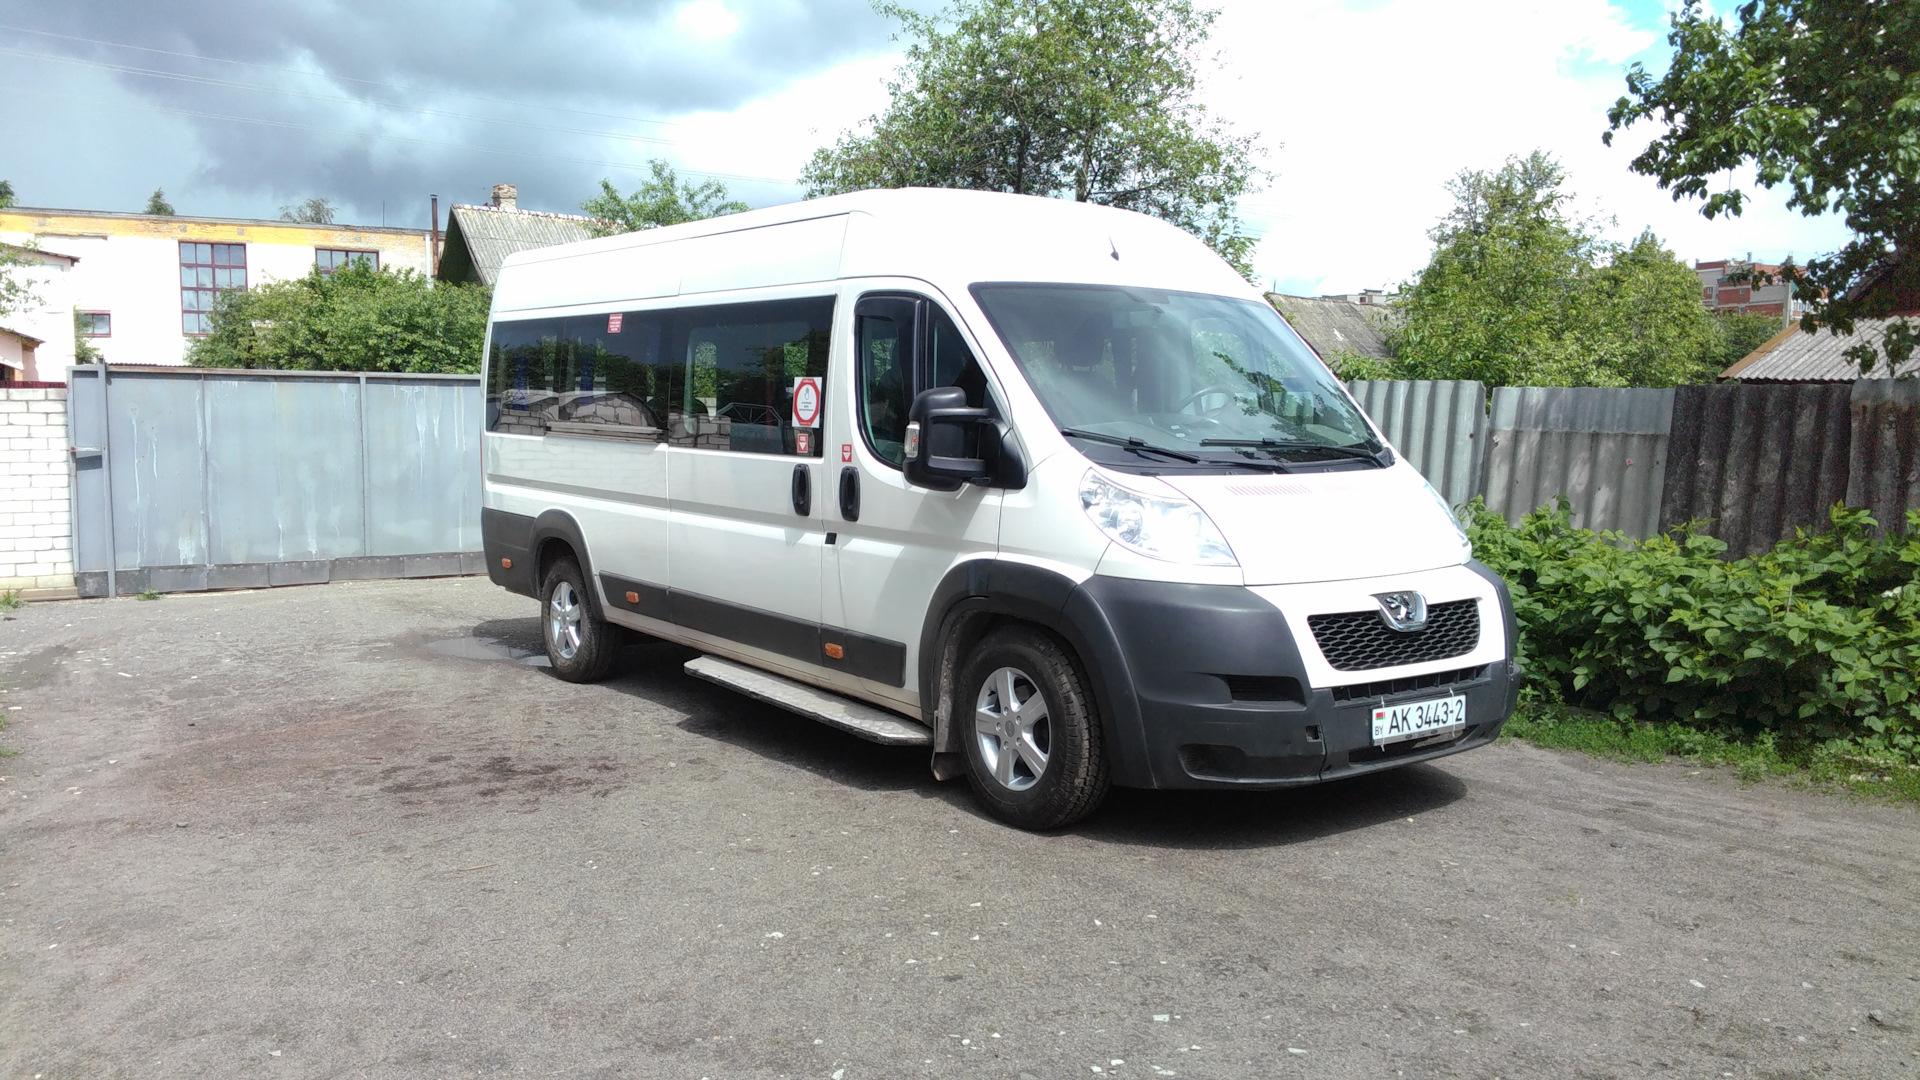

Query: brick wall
[0,387,75,593]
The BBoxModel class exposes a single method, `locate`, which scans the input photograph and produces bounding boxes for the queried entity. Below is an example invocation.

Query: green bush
[189,263,490,374]
[1467,498,1920,763]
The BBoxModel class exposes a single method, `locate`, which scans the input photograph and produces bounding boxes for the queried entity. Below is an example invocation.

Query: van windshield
[970,284,1384,467]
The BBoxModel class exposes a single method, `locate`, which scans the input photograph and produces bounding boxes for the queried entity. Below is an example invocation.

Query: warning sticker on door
[607,313,623,333]
[791,376,822,428]
[841,443,853,463]
[796,430,812,455]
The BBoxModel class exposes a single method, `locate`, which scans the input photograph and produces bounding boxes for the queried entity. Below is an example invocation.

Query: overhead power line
[0,22,686,131]
[5,86,793,189]
[0,45,682,148]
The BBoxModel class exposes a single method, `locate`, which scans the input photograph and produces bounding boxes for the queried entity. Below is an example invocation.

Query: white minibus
[479,188,1518,829]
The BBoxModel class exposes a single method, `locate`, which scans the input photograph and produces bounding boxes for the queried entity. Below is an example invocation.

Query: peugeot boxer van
[479,188,1518,829]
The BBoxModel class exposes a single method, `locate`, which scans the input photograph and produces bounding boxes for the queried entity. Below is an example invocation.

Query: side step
[684,655,933,747]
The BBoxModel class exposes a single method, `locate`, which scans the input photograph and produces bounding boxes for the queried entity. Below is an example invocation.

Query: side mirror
[904,386,990,491]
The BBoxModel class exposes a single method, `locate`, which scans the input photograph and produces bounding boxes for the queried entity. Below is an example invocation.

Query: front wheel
[959,627,1109,830]
[541,556,620,683]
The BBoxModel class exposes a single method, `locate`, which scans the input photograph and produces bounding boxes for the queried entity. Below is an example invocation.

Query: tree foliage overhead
[145,188,175,215]
[280,197,337,224]
[1606,0,1920,376]
[189,263,490,374]
[801,0,1259,277]
[579,159,749,237]
[1389,151,1724,389]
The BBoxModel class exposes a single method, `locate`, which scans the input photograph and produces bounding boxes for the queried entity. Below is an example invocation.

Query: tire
[959,626,1110,830]
[541,556,620,683]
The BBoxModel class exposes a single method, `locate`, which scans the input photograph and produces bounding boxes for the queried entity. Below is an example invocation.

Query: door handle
[839,466,861,522]
[791,463,811,517]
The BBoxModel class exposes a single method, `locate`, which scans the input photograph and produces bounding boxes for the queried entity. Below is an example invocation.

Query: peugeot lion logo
[1373,590,1428,632]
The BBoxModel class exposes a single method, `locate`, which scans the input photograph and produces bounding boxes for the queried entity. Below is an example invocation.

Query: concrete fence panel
[1846,378,1920,537]
[1659,382,1853,557]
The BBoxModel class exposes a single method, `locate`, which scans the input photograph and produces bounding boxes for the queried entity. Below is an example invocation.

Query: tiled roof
[1722,317,1918,381]
[439,204,600,286]
[1266,294,1394,363]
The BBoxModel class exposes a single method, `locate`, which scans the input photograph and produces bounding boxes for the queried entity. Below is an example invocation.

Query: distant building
[1694,257,1809,320]
[0,206,431,371]
[0,325,45,383]
[0,243,79,383]
[435,183,600,287]
[1267,293,1395,370]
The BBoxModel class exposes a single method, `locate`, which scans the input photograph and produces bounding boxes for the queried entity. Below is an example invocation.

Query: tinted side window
[856,299,989,469]
[673,297,833,457]
[486,311,673,439]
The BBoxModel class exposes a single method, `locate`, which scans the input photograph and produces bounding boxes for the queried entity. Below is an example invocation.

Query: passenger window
[671,297,833,456]
[856,298,989,469]
[486,312,673,439]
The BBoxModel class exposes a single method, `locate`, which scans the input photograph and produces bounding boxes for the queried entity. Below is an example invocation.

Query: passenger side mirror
[904,386,991,491]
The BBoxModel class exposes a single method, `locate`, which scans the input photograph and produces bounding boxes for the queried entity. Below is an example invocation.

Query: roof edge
[1721,322,1802,379]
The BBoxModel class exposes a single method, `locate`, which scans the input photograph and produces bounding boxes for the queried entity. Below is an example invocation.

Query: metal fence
[1348,377,1915,548]
[67,365,482,598]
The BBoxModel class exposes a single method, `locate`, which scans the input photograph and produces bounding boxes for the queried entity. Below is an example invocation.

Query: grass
[1501,702,1920,806]
[135,589,162,601]
[0,588,21,613]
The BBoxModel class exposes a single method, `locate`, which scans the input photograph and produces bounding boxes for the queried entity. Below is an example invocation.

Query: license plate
[1372,694,1467,746]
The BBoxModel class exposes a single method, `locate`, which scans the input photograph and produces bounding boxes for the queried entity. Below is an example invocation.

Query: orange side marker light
[823,643,845,660]
[626,591,640,604]
[500,557,512,569]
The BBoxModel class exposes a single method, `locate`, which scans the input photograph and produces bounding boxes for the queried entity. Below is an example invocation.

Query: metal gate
[66,364,483,598]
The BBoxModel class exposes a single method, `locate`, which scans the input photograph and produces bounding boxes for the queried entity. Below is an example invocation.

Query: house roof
[0,242,79,266]
[1266,293,1394,362]
[1722,317,1918,381]
[438,204,600,286]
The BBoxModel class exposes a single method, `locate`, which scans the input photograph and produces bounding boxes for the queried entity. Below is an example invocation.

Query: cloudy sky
[0,0,1853,294]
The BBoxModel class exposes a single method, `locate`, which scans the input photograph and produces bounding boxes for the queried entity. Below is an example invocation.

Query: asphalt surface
[1,576,1916,1080]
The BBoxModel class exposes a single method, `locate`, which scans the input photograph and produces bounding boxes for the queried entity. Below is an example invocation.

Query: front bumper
[1071,571,1518,790]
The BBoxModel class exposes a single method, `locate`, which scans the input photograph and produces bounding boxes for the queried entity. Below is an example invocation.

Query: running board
[684,656,933,747]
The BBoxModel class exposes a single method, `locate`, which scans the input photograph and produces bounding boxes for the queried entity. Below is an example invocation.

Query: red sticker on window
[607,313,623,333]
[841,443,853,463]
[796,430,812,455]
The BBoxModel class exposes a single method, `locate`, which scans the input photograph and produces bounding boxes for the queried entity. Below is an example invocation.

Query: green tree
[0,180,15,208]
[1606,0,1920,376]
[1712,310,1785,370]
[0,182,34,319]
[1390,152,1721,388]
[145,188,175,215]
[189,262,490,374]
[580,160,749,236]
[73,309,102,362]
[279,197,336,224]
[801,0,1259,277]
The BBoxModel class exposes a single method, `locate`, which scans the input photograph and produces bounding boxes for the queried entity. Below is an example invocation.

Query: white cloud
[676,0,743,42]
[1197,0,1852,293]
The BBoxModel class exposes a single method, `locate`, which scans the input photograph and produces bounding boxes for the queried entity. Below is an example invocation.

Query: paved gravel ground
[1,576,1916,1080]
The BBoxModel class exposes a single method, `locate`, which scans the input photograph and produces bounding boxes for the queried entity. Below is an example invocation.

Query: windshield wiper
[1199,437,1391,465]
[1061,428,1204,464]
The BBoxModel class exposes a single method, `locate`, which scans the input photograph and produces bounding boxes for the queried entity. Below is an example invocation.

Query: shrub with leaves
[189,263,490,374]
[1467,498,1920,763]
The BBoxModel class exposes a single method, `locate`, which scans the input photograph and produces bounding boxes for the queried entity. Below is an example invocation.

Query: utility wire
[0,45,682,148]
[5,86,793,189]
[0,22,686,130]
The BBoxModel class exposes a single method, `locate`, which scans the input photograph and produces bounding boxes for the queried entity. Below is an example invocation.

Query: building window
[78,312,111,337]
[180,242,246,335]
[316,248,379,277]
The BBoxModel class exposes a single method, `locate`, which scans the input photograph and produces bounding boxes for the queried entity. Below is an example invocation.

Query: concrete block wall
[0,387,75,593]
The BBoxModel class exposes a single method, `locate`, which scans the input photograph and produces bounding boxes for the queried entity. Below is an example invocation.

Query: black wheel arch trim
[919,560,1158,789]
[529,509,605,620]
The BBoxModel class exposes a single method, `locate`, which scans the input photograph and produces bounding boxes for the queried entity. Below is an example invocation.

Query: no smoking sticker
[791,376,822,428]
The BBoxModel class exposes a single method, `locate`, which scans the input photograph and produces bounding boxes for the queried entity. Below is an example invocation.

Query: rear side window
[487,311,673,440]
[485,296,833,456]
[677,297,833,457]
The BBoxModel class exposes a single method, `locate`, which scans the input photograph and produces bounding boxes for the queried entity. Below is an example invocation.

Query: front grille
[1330,665,1487,704]
[1307,599,1480,672]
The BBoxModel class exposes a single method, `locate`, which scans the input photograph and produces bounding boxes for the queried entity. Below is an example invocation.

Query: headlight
[1079,469,1237,566]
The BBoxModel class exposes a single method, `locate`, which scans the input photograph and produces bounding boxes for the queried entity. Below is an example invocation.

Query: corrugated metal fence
[1349,377,1917,548]
[67,365,482,598]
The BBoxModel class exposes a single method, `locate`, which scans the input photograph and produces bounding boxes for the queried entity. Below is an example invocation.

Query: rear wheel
[542,556,619,682]
[959,626,1109,830]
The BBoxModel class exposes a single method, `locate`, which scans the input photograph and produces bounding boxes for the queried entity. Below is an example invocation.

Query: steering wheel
[1174,384,1238,417]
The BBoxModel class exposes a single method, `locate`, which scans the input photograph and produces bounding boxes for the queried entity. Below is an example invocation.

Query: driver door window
[855,296,988,469]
